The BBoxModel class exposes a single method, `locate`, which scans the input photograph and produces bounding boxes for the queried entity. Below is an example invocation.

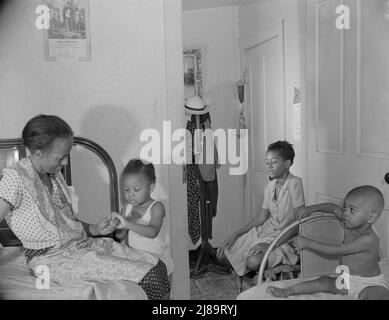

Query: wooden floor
[188,247,301,299]
[188,248,258,300]
[190,269,257,300]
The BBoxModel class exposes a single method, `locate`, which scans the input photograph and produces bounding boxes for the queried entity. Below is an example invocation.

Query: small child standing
[268,185,389,300]
[114,159,174,275]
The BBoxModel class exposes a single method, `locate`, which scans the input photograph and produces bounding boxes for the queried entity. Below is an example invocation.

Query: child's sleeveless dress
[125,200,174,275]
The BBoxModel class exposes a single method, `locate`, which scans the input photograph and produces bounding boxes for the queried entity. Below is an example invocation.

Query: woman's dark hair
[122,158,156,184]
[22,114,74,152]
[267,140,295,165]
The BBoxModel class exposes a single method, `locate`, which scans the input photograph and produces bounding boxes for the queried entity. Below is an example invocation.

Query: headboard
[0,137,119,247]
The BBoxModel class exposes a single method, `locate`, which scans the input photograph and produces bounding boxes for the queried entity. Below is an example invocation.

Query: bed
[0,245,147,300]
[0,137,147,300]
[237,213,389,300]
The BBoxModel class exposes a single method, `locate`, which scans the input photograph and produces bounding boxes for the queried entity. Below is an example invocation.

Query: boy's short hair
[346,185,385,215]
[122,158,156,184]
[267,140,295,164]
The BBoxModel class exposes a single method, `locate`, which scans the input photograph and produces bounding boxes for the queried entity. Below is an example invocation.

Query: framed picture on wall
[183,48,203,99]
[44,0,91,62]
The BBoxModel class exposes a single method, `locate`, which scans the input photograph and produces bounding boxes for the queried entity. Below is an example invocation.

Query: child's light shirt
[258,172,305,242]
[125,200,174,275]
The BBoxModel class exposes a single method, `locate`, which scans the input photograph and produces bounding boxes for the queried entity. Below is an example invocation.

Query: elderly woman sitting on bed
[0,114,170,300]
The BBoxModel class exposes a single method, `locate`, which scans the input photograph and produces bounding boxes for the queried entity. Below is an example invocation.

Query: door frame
[299,0,309,203]
[240,20,286,223]
[163,0,190,299]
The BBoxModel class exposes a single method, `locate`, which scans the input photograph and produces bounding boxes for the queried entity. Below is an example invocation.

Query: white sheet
[0,246,147,300]
[237,260,389,300]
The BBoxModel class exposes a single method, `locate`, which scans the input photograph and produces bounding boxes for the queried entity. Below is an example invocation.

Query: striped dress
[224,173,305,276]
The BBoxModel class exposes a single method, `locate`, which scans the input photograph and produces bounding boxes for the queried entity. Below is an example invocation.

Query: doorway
[242,22,286,222]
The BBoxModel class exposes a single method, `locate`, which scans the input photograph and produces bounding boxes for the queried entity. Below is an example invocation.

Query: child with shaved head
[268,185,389,300]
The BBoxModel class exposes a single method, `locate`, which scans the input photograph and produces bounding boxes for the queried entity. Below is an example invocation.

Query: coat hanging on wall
[185,119,201,244]
[184,107,219,245]
[193,113,219,241]
[184,96,226,277]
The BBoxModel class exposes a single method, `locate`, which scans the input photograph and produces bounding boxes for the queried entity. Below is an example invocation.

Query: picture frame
[44,0,91,62]
[183,48,203,99]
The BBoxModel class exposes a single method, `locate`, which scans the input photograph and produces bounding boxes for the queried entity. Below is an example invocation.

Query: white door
[243,24,285,222]
[305,0,389,258]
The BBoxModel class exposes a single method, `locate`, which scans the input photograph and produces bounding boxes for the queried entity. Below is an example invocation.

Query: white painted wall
[239,0,303,180]
[182,7,243,247]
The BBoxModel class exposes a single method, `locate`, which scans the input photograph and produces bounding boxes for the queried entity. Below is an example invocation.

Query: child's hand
[248,243,269,256]
[111,213,128,229]
[217,234,238,255]
[95,213,119,236]
[296,206,308,220]
[332,204,344,220]
[108,212,121,227]
[293,236,310,251]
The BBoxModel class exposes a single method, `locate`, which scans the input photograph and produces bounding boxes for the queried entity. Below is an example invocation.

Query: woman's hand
[111,213,130,229]
[93,213,120,236]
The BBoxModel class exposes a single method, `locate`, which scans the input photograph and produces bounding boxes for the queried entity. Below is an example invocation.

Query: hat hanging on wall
[185,95,209,116]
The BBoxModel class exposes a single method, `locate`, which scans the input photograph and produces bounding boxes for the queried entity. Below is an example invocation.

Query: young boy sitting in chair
[268,185,389,300]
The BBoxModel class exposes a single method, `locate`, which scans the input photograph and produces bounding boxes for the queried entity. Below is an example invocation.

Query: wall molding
[315,0,345,155]
[355,0,389,160]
